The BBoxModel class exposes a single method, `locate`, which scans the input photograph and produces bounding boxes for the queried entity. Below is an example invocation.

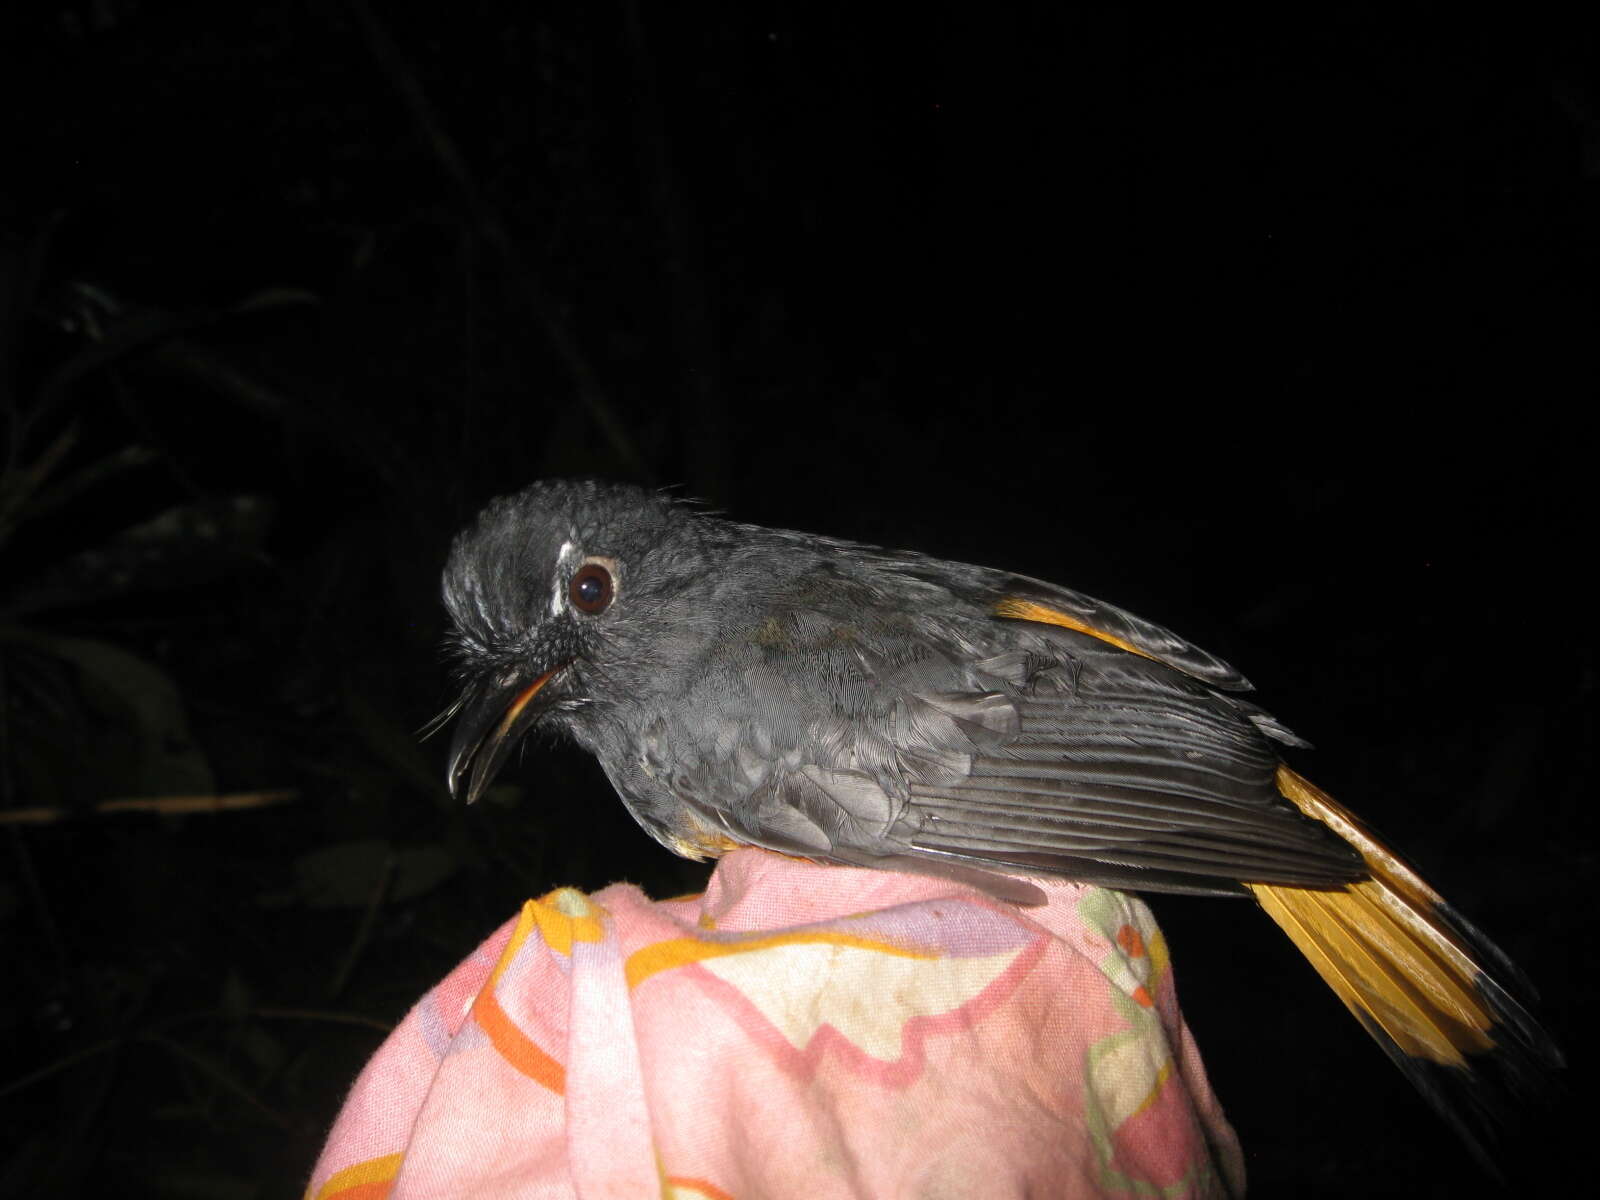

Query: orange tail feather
[1249,766,1560,1166]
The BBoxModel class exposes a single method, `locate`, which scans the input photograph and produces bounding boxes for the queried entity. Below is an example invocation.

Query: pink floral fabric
[306,849,1244,1199]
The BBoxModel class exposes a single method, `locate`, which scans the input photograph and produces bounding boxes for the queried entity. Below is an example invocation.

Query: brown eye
[568,562,614,614]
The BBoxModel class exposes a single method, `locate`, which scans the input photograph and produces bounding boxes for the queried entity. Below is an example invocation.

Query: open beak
[446,664,568,804]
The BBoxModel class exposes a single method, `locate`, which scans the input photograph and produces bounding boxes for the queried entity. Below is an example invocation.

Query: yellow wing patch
[993,597,1158,662]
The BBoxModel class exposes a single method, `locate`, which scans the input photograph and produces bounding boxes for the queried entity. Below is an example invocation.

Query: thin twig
[328,850,396,999]
[1,214,66,475]
[0,790,298,826]
[0,1006,393,1102]
[5,824,71,977]
[144,1033,293,1130]
[0,1036,120,1102]
[343,0,648,478]
[0,423,79,550]
[621,0,726,500]
[252,1007,395,1035]
[21,443,158,521]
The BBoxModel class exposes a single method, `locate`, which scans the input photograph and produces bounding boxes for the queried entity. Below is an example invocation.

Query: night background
[1,2,1593,1195]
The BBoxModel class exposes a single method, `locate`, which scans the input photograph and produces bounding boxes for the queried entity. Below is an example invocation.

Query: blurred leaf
[0,629,214,797]
[1,494,273,617]
[99,492,272,555]
[0,1132,92,1198]
[482,783,526,808]
[0,218,60,360]
[146,1033,290,1128]
[237,1024,287,1078]
[219,971,252,1021]
[230,286,321,314]
[262,838,459,910]
[29,279,319,430]
[29,307,211,420]
[216,973,288,1076]
[0,424,79,549]
[22,443,158,523]
[344,687,442,798]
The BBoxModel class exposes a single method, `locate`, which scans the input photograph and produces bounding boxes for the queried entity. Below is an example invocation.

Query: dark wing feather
[872,553,1254,690]
[995,575,1256,691]
[657,553,1358,901]
[883,641,1365,896]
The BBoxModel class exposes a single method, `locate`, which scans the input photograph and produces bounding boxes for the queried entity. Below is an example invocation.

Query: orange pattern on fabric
[1116,924,1145,958]
[528,887,606,956]
[663,1175,738,1200]
[472,901,567,1093]
[305,855,1245,1200]
[306,1152,402,1200]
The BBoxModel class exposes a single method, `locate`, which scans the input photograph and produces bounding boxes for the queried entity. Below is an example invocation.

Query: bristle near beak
[446,664,568,804]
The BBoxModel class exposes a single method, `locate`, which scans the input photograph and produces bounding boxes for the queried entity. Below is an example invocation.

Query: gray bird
[441,478,1556,1169]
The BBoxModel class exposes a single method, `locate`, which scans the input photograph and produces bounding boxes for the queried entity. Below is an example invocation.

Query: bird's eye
[569,562,614,614]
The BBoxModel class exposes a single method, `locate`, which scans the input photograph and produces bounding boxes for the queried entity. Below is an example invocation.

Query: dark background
[2,2,1592,1195]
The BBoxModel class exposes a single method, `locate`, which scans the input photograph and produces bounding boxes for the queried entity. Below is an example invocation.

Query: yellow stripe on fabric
[627,929,936,990]
[528,887,606,956]
[1130,1058,1175,1121]
[306,1152,403,1200]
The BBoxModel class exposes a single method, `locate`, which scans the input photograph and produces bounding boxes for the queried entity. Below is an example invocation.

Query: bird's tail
[1249,766,1561,1166]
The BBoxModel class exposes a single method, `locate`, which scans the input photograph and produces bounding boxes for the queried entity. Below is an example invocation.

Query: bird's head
[440,479,703,805]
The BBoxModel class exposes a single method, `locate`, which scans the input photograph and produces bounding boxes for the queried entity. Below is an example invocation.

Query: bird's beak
[446,664,568,804]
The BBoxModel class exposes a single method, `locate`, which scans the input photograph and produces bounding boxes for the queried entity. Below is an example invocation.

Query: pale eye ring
[568,561,615,615]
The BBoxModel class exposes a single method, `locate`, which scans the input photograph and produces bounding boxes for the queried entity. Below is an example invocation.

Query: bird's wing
[670,596,1362,899]
[875,633,1365,897]
[877,551,1257,691]
[990,574,1256,691]
[851,602,1555,1170]
[627,564,1559,1168]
